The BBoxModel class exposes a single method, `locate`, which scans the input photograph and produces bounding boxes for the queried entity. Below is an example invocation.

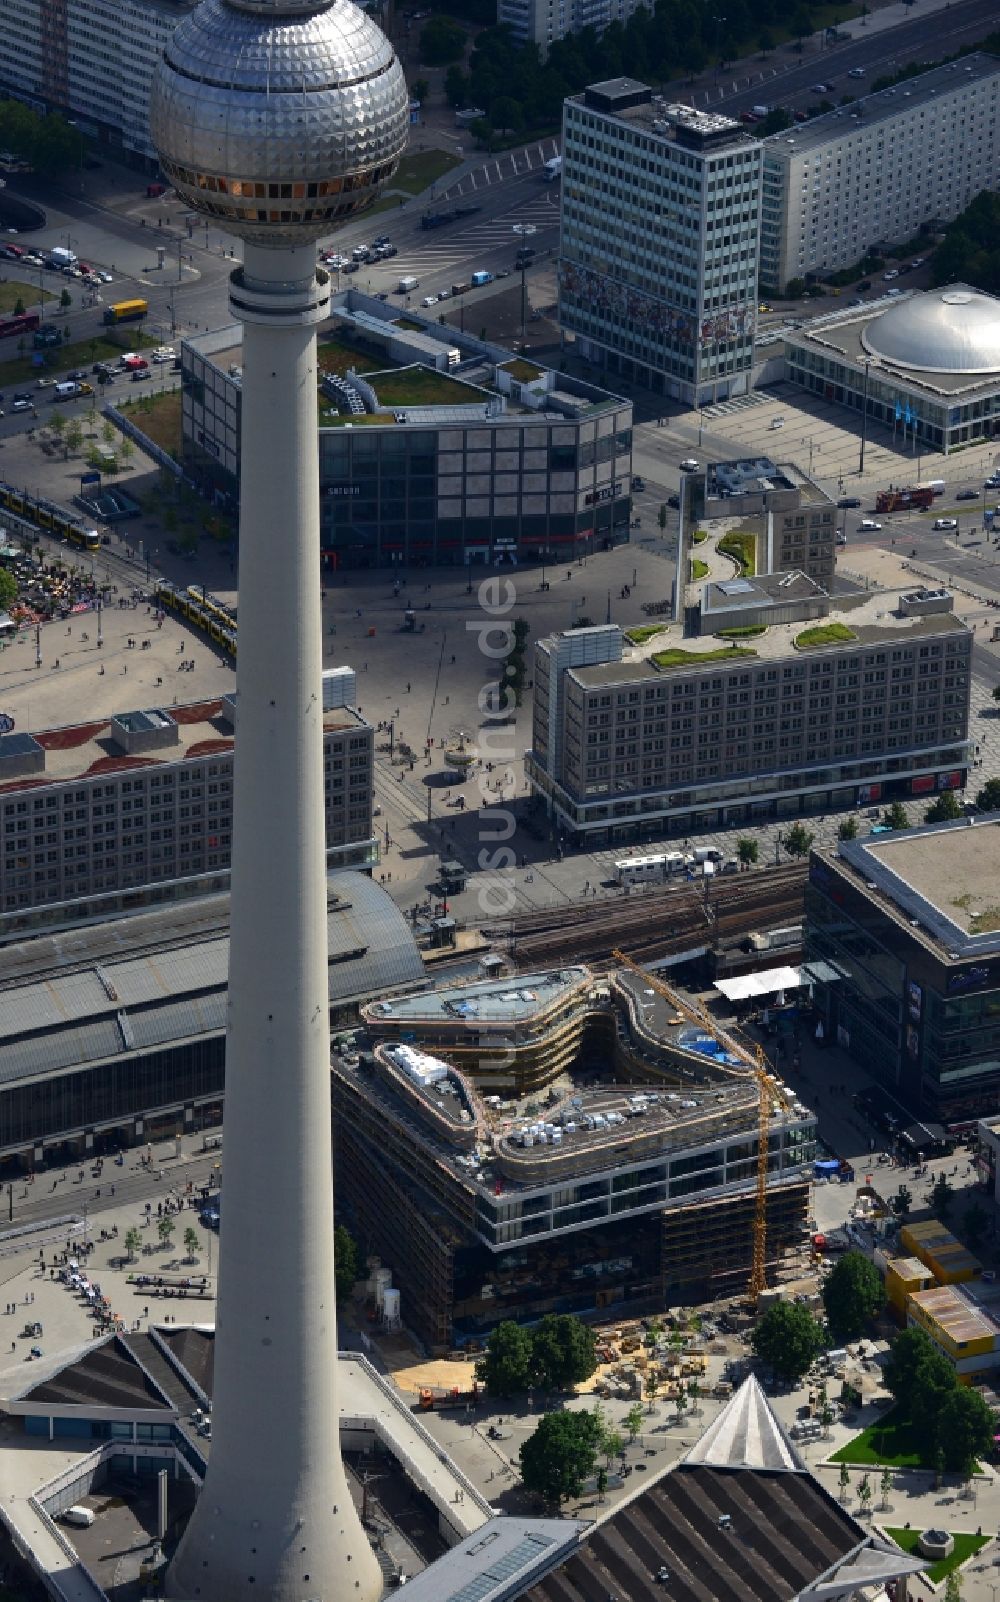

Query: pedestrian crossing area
[442,138,559,201]
[394,193,560,279]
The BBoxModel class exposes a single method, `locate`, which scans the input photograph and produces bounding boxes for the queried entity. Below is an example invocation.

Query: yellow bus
[103,298,149,325]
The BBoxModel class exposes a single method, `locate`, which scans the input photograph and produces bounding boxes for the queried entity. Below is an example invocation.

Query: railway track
[492,863,808,969]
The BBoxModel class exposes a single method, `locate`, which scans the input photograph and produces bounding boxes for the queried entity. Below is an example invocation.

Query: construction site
[334,955,817,1350]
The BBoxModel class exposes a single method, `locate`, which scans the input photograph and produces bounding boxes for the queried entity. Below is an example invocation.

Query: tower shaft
[166,244,382,1602]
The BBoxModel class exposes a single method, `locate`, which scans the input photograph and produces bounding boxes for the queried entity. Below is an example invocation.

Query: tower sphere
[150,0,409,247]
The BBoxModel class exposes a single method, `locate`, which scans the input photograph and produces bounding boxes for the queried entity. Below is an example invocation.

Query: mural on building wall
[559,261,696,343]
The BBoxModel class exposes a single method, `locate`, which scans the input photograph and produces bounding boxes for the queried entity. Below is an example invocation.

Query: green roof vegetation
[316,334,368,376]
[652,645,758,670]
[718,529,756,576]
[319,410,385,427]
[625,624,669,645]
[690,557,709,582]
[884,1529,988,1585]
[501,358,544,383]
[795,622,858,648]
[367,364,476,406]
[118,389,182,460]
[717,625,766,639]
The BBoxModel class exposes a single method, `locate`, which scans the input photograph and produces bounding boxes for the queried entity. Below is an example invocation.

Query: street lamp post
[858,358,871,476]
[513,222,537,347]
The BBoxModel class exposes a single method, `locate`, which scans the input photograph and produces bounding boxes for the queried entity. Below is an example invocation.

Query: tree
[477,1319,534,1397]
[333,1222,358,1302]
[936,1384,995,1475]
[783,821,815,859]
[124,1226,142,1262]
[976,777,1000,812]
[931,1173,955,1218]
[822,1250,885,1342]
[596,1464,608,1503]
[157,1214,175,1247]
[890,1184,913,1220]
[839,1461,851,1501]
[101,420,116,449]
[411,77,430,105]
[119,436,134,467]
[924,788,961,823]
[530,1314,598,1393]
[519,1409,602,1504]
[820,1402,835,1436]
[750,1301,825,1383]
[883,801,910,831]
[624,1403,644,1442]
[944,1573,963,1602]
[0,569,16,609]
[65,418,83,456]
[645,1370,659,1412]
[785,277,807,299]
[675,1391,688,1427]
[837,816,859,841]
[183,1226,200,1261]
[420,15,466,65]
[857,1472,872,1517]
[880,1465,893,1510]
[737,837,758,868]
[13,296,25,316]
[910,1348,961,1444]
[602,1428,624,1466]
[884,1327,938,1411]
[49,411,66,442]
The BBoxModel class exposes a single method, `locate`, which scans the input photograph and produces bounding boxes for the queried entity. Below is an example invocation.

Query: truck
[32,325,62,348]
[471,270,493,287]
[875,486,934,513]
[542,156,562,182]
[418,1382,483,1410]
[46,246,77,269]
[420,204,481,231]
[103,298,149,325]
[397,275,419,294]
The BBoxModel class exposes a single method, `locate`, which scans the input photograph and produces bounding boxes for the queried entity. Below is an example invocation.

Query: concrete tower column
[166,247,382,1602]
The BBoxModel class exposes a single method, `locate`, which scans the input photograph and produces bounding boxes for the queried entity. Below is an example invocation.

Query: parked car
[680,458,700,472]
[837,496,862,508]
[857,280,872,291]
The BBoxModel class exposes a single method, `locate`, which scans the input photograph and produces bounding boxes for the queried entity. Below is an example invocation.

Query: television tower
[149,4,407,1600]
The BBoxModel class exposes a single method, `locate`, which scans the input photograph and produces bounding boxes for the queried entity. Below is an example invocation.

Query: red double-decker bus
[0,311,40,340]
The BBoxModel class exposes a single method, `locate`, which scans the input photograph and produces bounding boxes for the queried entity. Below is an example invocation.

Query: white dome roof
[861,287,1000,374]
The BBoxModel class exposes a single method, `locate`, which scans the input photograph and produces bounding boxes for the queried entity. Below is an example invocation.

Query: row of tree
[751,1250,886,1382]
[932,191,1000,298]
[439,0,830,142]
[0,100,84,178]
[884,1326,995,1476]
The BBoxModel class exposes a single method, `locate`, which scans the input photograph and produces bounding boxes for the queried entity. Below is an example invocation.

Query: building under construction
[335,965,815,1348]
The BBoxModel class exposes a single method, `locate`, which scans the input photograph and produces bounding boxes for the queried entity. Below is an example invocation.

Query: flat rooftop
[0,698,366,794]
[834,818,1000,959]
[569,589,968,682]
[910,1283,1000,1345]
[707,458,833,508]
[364,966,590,1027]
[764,52,1000,159]
[786,299,1000,402]
[572,79,750,148]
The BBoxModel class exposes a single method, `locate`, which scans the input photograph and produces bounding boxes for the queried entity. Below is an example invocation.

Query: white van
[62,1505,95,1528]
[53,381,79,400]
[397,275,419,294]
[769,415,785,430]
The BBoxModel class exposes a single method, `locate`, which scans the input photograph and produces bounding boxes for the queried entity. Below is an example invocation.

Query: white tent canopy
[714,961,839,1003]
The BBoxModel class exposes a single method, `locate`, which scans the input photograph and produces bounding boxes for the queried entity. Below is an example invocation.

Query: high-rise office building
[149,0,408,1595]
[497,0,641,52]
[559,80,762,406]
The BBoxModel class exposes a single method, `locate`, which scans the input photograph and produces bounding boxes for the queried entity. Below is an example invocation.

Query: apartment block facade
[528,604,972,844]
[760,54,1000,293]
[559,80,762,406]
[497,0,642,51]
[0,698,374,915]
[0,0,193,166]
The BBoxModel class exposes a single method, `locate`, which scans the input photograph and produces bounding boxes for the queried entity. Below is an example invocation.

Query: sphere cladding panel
[149,0,409,244]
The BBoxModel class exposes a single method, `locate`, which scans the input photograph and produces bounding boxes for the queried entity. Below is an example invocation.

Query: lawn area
[0,281,56,313]
[0,328,155,388]
[690,558,709,582]
[884,1529,988,1585]
[652,645,758,670]
[829,1408,924,1468]
[626,625,668,645]
[691,529,708,544]
[795,622,858,648]
[718,529,756,576]
[368,364,474,406]
[118,390,183,460]
[391,149,462,196]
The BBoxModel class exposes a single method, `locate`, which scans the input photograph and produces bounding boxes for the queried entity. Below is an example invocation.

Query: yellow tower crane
[612,949,786,1302]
